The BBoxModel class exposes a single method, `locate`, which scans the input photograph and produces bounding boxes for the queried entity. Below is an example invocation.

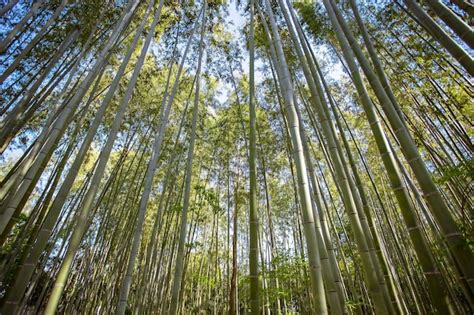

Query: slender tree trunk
[0,0,19,17]
[325,2,454,313]
[403,0,474,75]
[422,0,474,48]
[169,4,206,314]
[42,2,167,312]
[115,2,201,312]
[229,172,239,315]
[248,0,260,312]
[0,0,68,84]
[0,0,44,53]
[0,7,147,307]
[326,0,474,297]
[260,0,327,312]
[0,28,79,153]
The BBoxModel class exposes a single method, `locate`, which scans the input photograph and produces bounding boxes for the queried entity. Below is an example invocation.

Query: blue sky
[215,0,344,104]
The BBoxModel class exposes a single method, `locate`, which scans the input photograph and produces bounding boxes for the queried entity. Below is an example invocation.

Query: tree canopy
[0,0,472,314]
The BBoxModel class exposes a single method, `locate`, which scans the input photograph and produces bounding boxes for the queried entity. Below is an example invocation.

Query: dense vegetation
[0,0,472,314]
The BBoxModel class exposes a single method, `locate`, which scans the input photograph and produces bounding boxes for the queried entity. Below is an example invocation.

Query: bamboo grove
[0,0,472,313]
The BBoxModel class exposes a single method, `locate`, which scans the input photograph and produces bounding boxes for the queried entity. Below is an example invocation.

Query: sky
[213,1,265,105]
[215,0,345,104]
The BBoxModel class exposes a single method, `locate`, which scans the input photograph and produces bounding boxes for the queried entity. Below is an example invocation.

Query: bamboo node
[444,232,461,239]
[407,225,420,231]
[406,155,421,165]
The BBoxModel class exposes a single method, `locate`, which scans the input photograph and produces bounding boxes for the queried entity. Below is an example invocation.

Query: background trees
[0,0,472,313]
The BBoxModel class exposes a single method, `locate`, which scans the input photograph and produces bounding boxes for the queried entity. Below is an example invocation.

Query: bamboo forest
[0,0,473,314]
